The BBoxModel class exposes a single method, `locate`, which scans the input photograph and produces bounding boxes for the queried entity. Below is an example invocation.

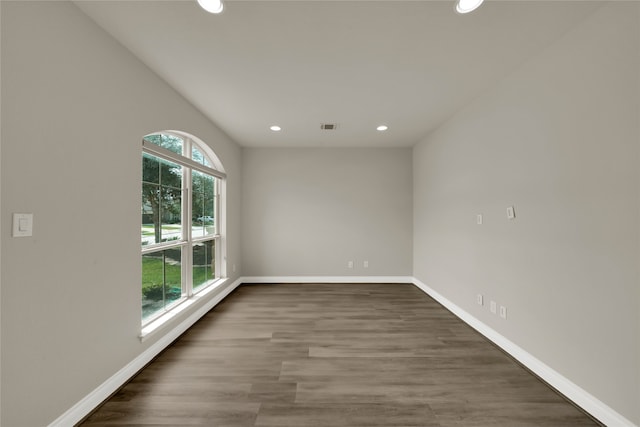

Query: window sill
[139,278,228,342]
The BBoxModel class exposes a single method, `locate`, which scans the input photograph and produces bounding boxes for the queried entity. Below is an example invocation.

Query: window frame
[141,132,226,326]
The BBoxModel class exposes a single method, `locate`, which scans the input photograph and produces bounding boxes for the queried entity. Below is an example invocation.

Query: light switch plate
[13,213,33,237]
[507,206,515,219]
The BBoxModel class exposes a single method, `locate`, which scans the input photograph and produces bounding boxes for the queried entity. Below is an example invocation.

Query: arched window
[141,131,226,324]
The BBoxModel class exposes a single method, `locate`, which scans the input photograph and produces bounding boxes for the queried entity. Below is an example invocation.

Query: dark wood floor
[80,283,600,426]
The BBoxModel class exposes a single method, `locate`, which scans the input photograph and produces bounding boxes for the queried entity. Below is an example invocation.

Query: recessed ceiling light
[455,0,484,14]
[197,0,224,14]
[376,125,389,132]
[270,125,282,132]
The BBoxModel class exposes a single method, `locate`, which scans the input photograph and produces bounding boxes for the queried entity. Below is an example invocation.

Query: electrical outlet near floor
[499,306,507,319]
[490,301,497,314]
[348,260,354,269]
[476,294,483,306]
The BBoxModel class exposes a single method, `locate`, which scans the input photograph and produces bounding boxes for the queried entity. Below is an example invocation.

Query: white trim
[165,130,226,174]
[140,277,228,340]
[411,277,637,427]
[240,275,414,284]
[142,140,226,179]
[48,278,242,427]
[48,276,637,427]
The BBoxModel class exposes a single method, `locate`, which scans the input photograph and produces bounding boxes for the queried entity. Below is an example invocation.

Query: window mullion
[214,178,219,236]
[214,236,221,280]
[216,178,224,278]
[184,167,193,297]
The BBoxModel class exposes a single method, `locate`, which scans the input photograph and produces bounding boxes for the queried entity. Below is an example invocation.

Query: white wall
[242,148,412,277]
[0,2,242,426]
[413,3,639,425]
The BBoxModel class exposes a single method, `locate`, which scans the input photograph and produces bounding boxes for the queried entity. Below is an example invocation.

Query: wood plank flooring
[80,283,601,426]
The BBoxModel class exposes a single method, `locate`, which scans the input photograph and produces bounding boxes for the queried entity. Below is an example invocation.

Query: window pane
[160,187,182,242]
[142,183,159,246]
[191,191,205,239]
[163,247,182,307]
[142,153,159,184]
[192,240,215,291]
[192,171,215,238]
[204,192,216,236]
[192,169,205,194]
[144,133,183,155]
[142,247,183,322]
[192,147,204,165]
[142,252,163,320]
[204,174,215,194]
[142,154,182,246]
[192,146,212,167]
[159,158,182,189]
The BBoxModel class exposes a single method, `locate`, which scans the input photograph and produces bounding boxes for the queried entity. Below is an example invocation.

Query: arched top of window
[142,130,225,178]
[143,133,184,156]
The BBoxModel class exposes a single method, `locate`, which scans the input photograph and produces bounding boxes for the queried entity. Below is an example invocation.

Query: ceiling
[75,0,601,148]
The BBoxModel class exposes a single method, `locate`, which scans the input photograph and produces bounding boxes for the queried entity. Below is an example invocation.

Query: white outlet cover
[476,214,483,225]
[477,294,483,305]
[507,206,515,219]
[500,306,508,319]
[490,301,497,314]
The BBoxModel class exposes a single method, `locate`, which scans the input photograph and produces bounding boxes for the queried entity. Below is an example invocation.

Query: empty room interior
[1,0,639,426]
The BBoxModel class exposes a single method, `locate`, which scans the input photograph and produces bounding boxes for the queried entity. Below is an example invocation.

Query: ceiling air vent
[320,123,337,130]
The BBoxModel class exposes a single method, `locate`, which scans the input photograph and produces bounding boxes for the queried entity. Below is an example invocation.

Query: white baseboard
[48,278,243,427]
[411,277,637,427]
[49,276,636,427]
[241,275,414,284]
